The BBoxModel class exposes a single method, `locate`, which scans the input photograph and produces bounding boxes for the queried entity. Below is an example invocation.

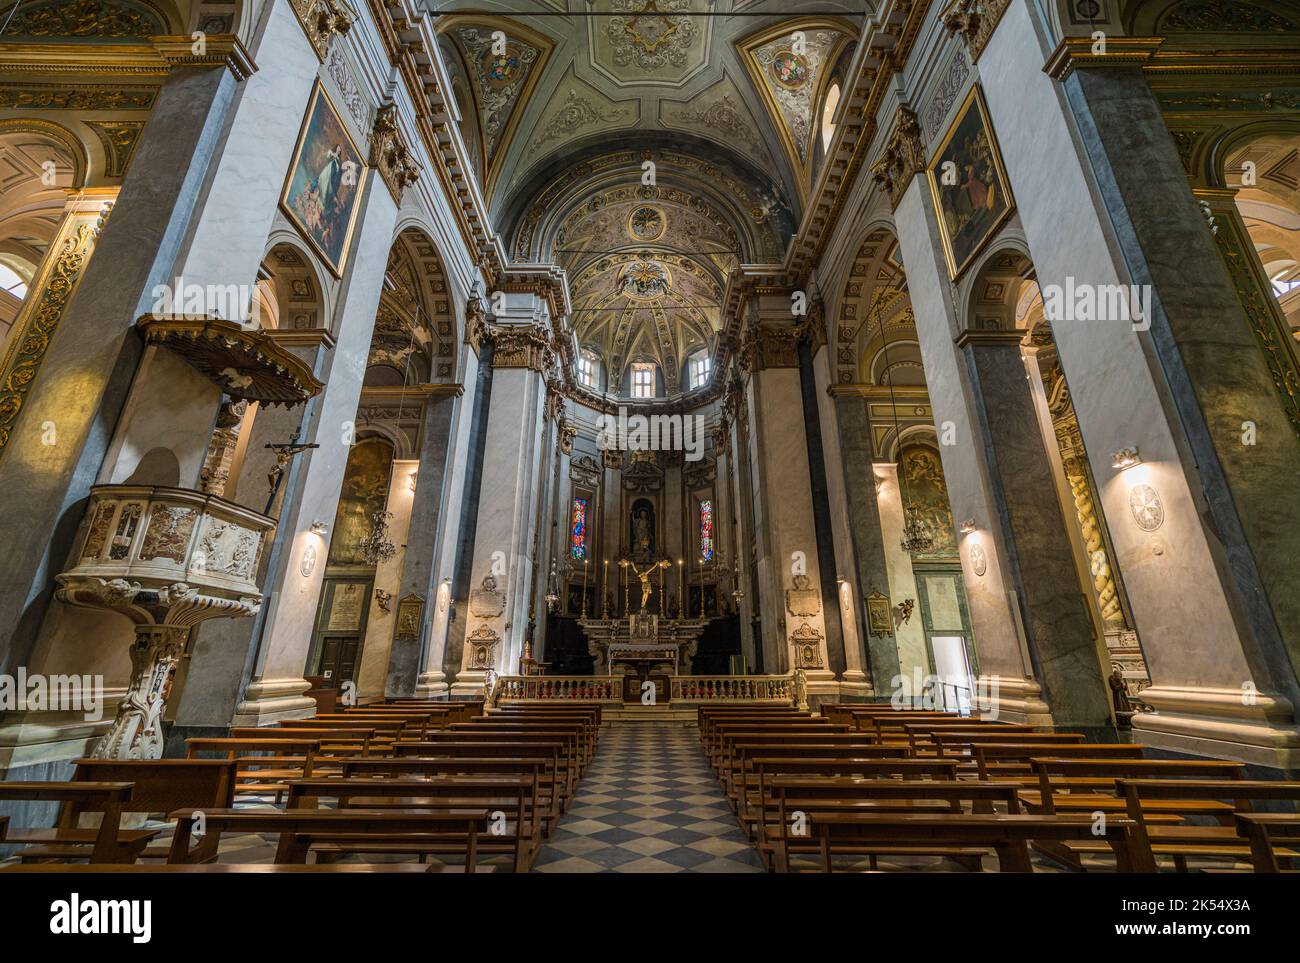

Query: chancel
[0,0,1298,882]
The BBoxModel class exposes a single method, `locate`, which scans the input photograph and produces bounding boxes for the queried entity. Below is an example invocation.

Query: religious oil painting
[926,85,1015,280]
[280,83,366,277]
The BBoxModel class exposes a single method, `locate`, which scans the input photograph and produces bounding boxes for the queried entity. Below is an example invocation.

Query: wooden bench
[1236,813,1300,873]
[0,863,452,873]
[799,812,1138,874]
[340,756,562,828]
[17,759,238,863]
[286,775,541,871]
[185,737,323,800]
[1109,779,1300,872]
[725,743,912,813]
[398,736,578,801]
[0,781,150,863]
[972,743,1146,780]
[763,777,1025,871]
[167,807,490,870]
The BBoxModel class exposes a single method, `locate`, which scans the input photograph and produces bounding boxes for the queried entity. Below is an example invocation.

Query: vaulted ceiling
[427,0,866,398]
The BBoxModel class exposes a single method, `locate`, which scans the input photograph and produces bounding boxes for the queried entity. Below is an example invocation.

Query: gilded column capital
[288,0,355,62]
[489,323,552,373]
[869,106,925,212]
[940,0,1012,63]
[369,104,422,203]
[152,35,256,80]
[1043,36,1164,81]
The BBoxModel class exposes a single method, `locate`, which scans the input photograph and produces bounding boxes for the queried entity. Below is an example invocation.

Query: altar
[578,612,707,702]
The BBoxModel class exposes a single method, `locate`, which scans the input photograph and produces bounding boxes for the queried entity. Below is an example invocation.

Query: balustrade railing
[488,673,801,706]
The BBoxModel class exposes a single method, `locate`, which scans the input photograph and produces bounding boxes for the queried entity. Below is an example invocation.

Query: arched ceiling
[509,140,791,396]
[426,2,866,400]
[836,229,921,387]
[427,1,866,216]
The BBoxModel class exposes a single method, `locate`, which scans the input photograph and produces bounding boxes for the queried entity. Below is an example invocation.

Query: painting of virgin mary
[280,83,366,276]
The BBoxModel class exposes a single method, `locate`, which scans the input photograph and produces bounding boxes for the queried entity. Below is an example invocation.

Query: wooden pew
[798,812,1138,873]
[1236,813,1300,873]
[1,863,444,874]
[14,759,238,863]
[929,731,1085,759]
[706,722,849,769]
[446,722,590,771]
[287,776,541,872]
[340,756,562,828]
[1112,779,1300,872]
[972,743,1145,781]
[763,777,1025,871]
[723,740,910,805]
[0,782,149,863]
[395,738,576,805]
[185,737,322,800]
[167,807,490,870]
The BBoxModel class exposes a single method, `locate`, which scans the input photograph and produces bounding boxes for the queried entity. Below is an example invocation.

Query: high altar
[579,612,707,702]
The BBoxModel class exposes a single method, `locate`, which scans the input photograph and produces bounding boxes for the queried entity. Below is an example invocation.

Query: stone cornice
[1044,37,1165,81]
[153,35,257,80]
[869,105,925,212]
[954,328,1026,349]
[828,383,931,402]
[261,328,337,351]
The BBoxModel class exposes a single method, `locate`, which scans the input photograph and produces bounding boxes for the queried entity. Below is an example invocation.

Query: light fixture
[545,561,559,614]
[900,506,935,555]
[959,518,976,535]
[356,510,397,565]
[1110,446,1142,470]
[310,520,328,537]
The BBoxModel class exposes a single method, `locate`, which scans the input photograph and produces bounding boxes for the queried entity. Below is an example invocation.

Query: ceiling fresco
[426,1,867,398]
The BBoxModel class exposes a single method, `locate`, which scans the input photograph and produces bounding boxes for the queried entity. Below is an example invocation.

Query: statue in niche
[629,498,656,564]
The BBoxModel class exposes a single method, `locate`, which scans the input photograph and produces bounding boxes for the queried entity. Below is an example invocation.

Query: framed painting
[926,85,1015,280]
[280,82,366,277]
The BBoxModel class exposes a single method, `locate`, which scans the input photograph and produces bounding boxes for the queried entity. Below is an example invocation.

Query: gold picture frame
[926,84,1016,280]
[279,81,367,277]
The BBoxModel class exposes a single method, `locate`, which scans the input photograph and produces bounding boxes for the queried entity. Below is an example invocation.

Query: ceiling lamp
[357,510,397,566]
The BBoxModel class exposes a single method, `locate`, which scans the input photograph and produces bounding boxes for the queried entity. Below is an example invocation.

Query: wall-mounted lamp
[1110,446,1142,470]
[959,519,977,535]
[310,520,329,537]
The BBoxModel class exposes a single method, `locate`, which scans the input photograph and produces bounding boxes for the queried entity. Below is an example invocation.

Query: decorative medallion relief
[741,25,847,169]
[5,0,162,38]
[1128,484,1165,532]
[969,541,988,576]
[595,0,709,86]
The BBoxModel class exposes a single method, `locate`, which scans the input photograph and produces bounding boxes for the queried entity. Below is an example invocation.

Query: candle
[602,559,608,617]
[677,559,684,619]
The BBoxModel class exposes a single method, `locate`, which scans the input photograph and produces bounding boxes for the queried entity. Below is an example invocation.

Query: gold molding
[1044,37,1165,81]
[0,200,113,461]
[152,35,256,80]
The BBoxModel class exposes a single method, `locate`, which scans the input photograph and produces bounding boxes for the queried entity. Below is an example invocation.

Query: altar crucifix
[630,558,671,614]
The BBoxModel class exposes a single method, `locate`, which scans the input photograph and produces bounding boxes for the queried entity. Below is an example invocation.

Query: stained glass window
[699,499,714,562]
[570,497,588,561]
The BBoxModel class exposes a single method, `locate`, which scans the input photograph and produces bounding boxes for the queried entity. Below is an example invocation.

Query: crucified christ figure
[631,560,668,612]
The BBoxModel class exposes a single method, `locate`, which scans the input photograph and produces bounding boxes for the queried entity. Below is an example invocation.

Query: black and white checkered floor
[532,722,764,873]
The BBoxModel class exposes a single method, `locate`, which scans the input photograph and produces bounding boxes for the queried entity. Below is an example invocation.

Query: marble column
[450,307,551,694]
[958,329,1111,728]
[873,463,931,678]
[384,389,460,697]
[830,387,902,691]
[234,176,399,725]
[357,460,418,698]
[893,179,1052,726]
[0,55,246,679]
[972,1,1300,763]
[742,301,835,688]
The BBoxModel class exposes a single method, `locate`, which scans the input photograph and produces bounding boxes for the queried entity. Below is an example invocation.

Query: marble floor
[532,722,765,873]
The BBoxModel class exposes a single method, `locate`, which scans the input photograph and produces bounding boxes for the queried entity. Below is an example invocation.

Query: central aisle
[533,722,764,873]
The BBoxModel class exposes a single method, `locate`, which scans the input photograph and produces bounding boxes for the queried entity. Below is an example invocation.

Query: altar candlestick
[602,560,609,618]
[582,558,589,618]
[677,559,684,619]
